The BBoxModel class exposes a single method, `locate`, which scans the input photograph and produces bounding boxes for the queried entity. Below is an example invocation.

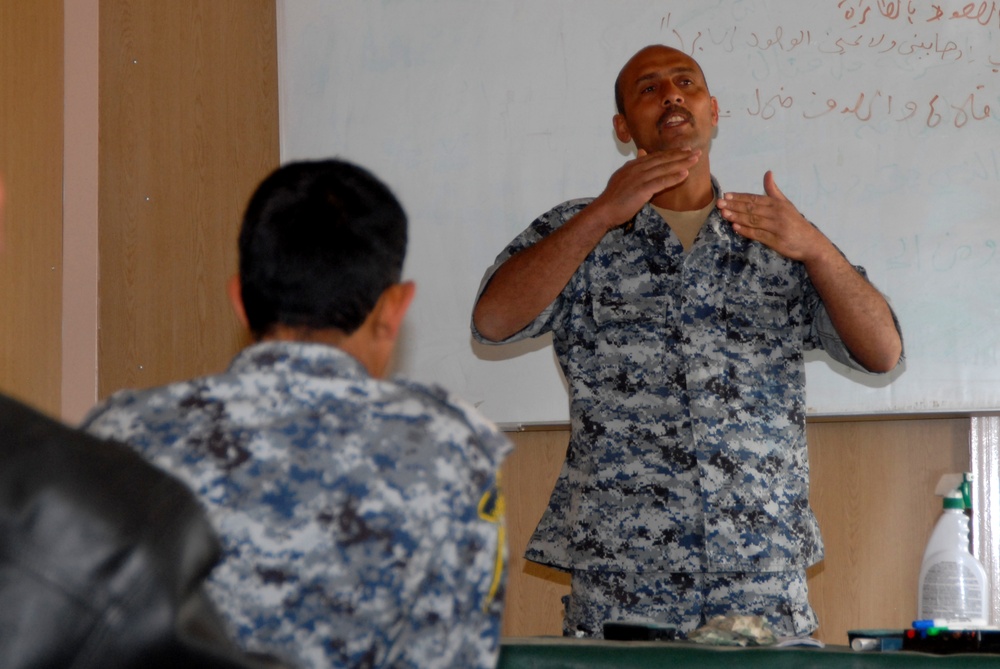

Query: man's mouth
[659,109,692,129]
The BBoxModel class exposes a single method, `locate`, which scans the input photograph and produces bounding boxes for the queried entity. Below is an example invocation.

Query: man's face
[613,46,719,154]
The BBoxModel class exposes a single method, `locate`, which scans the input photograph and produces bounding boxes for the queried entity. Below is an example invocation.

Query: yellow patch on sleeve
[478,474,506,609]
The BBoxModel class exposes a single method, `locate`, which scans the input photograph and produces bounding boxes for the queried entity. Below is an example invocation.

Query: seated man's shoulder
[378,377,509,453]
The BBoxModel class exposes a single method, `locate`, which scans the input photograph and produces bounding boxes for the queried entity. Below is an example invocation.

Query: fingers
[632,148,701,184]
[595,148,703,228]
[634,147,700,169]
[717,191,774,230]
[716,174,819,260]
[763,170,787,202]
[717,171,792,231]
[614,148,701,194]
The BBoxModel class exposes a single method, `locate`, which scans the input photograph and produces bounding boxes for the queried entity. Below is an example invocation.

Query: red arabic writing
[838,0,1000,28]
[747,85,991,128]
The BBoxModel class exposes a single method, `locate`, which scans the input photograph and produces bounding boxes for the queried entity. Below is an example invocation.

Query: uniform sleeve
[802,262,904,373]
[79,392,139,441]
[394,460,507,668]
[471,199,592,345]
[381,383,513,668]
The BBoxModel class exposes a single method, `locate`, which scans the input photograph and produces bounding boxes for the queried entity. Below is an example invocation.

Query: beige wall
[1,1,279,419]
[96,0,278,401]
[0,1,65,416]
[63,0,100,421]
[500,417,971,645]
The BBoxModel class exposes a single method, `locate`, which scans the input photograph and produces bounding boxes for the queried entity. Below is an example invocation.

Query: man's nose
[662,86,683,106]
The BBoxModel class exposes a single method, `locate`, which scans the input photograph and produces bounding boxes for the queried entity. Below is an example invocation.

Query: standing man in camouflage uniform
[472,45,902,639]
[83,160,512,669]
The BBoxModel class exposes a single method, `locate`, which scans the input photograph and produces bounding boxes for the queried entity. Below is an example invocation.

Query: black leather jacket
[0,394,288,669]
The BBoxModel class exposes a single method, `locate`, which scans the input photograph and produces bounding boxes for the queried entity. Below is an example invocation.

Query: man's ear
[613,113,632,144]
[227,274,249,329]
[375,281,416,341]
[345,281,416,379]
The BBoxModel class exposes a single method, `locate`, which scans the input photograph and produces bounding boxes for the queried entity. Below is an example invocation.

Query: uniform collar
[630,176,727,238]
[228,340,369,380]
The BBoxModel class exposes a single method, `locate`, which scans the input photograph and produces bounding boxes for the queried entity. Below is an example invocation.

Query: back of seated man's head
[237,159,407,341]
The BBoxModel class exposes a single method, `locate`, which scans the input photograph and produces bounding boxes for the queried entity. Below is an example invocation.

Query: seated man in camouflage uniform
[83,160,512,669]
[0,179,285,669]
[472,45,903,639]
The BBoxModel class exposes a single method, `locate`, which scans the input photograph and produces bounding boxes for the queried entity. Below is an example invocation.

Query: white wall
[278,0,1000,425]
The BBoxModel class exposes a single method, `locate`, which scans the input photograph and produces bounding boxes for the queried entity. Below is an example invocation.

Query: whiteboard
[277,0,1000,425]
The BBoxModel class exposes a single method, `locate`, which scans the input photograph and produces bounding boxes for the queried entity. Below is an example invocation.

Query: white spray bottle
[917,473,989,625]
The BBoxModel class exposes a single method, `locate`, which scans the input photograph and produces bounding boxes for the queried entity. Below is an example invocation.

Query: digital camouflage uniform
[473,180,899,637]
[82,341,512,669]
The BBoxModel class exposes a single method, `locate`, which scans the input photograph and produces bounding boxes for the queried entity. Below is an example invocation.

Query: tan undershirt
[652,200,716,252]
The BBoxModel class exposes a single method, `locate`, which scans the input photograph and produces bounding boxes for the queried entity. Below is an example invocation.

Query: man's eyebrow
[633,72,659,86]
[631,67,698,88]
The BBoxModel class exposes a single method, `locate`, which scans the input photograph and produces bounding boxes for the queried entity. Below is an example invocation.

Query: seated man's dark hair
[238,159,407,339]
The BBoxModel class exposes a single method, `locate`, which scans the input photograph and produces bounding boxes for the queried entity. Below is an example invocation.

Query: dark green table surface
[498,637,1000,668]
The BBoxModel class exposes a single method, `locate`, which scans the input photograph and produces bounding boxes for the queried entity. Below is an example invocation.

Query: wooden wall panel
[501,428,572,637]
[806,417,970,642]
[0,1,64,416]
[97,0,279,398]
[500,417,970,645]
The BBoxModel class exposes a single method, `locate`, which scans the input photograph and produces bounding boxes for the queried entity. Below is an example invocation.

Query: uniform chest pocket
[592,288,668,329]
[725,293,789,332]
